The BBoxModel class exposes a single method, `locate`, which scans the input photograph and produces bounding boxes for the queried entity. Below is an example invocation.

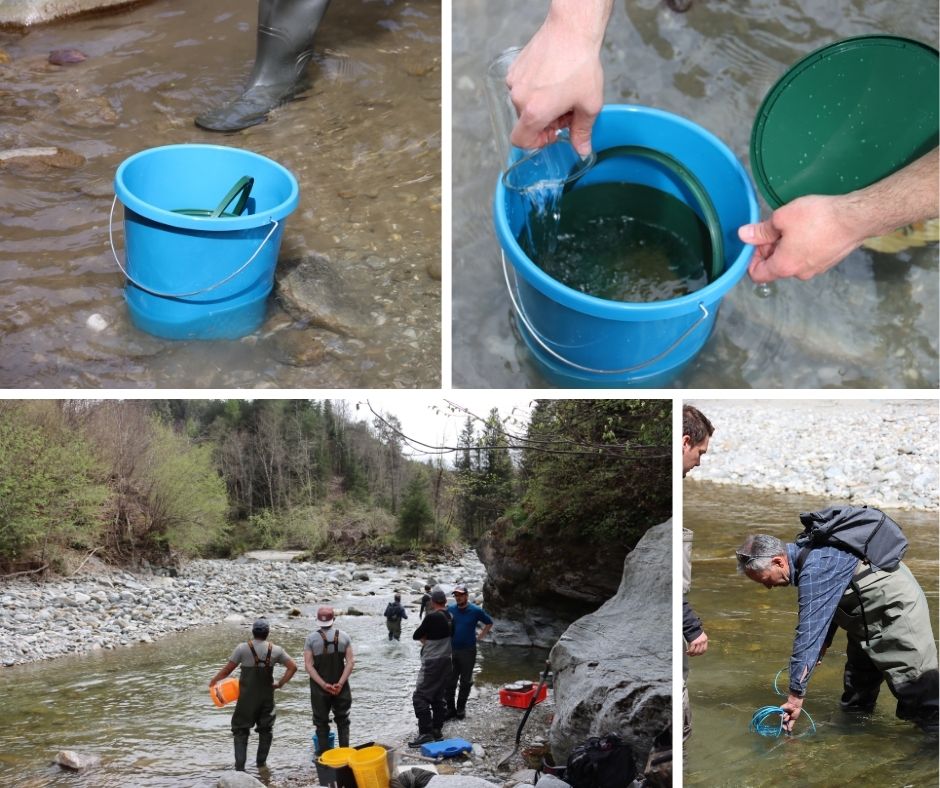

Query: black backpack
[795,505,908,572]
[564,734,635,788]
[384,603,401,622]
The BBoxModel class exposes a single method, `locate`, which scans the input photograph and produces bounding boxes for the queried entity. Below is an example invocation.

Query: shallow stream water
[684,483,939,786]
[0,586,549,787]
[0,0,440,388]
[452,0,939,388]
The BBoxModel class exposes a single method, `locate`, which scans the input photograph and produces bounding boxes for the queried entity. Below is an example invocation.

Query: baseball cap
[252,618,270,638]
[430,586,447,604]
[316,606,335,626]
[453,584,469,595]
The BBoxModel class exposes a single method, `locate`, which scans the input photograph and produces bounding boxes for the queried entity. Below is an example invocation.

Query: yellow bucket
[209,676,239,707]
[349,745,390,788]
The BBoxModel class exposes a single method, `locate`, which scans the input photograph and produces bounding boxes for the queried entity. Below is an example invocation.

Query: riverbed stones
[549,520,672,767]
[0,551,492,666]
[686,400,937,511]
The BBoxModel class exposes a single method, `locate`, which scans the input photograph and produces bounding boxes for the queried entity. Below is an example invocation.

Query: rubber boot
[195,0,331,132]
[256,729,273,767]
[233,730,250,771]
[315,725,333,755]
[337,724,350,748]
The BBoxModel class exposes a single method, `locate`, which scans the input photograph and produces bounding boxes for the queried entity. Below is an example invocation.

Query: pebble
[0,552,488,667]
[687,400,938,511]
[85,312,108,332]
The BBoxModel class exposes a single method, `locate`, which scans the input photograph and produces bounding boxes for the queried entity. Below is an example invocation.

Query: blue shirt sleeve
[475,606,493,626]
[787,543,858,696]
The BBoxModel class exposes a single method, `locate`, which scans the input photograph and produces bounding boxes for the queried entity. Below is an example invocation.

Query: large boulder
[548,520,671,766]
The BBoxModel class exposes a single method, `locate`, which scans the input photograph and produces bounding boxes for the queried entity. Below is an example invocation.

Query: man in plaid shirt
[737,533,938,735]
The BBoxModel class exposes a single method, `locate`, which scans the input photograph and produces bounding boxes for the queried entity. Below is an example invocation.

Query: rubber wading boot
[256,730,273,767]
[233,730,249,771]
[338,724,350,748]
[195,0,331,132]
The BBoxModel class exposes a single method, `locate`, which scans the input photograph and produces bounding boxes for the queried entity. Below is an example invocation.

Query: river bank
[0,550,489,667]
[685,400,938,511]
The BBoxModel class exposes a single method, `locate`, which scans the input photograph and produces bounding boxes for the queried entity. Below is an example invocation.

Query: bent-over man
[737,533,938,734]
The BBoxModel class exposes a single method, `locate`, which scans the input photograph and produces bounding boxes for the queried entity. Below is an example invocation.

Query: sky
[345,393,537,462]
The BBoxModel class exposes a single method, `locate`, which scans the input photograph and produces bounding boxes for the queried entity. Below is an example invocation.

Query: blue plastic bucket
[111,144,299,340]
[494,105,758,387]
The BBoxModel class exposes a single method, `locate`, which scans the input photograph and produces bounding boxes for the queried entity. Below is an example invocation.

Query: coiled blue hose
[749,668,817,737]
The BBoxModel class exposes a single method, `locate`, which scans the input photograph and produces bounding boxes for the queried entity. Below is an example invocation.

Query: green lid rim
[749,34,939,209]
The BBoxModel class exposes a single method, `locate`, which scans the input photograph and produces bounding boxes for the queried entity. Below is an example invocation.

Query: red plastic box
[499,683,548,708]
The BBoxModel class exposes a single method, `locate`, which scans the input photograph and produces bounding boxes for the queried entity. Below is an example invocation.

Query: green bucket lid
[750,35,939,208]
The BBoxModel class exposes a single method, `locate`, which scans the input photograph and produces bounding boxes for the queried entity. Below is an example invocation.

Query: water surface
[0,588,548,787]
[0,0,440,388]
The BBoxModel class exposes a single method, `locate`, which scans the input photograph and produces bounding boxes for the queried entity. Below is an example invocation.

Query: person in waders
[409,586,453,746]
[304,606,355,755]
[195,0,332,132]
[384,593,408,641]
[737,531,939,734]
[209,619,297,772]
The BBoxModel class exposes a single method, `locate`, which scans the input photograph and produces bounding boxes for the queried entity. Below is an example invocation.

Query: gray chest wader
[831,563,939,731]
[310,629,352,752]
[231,640,275,770]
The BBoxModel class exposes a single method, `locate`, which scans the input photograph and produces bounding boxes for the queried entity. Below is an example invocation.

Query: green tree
[143,419,229,556]
[397,470,434,541]
[0,402,107,566]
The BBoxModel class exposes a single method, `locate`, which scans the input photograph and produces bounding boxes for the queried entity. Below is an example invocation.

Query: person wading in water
[209,619,297,772]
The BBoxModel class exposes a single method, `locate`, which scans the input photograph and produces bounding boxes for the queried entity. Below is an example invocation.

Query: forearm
[209,661,237,686]
[278,661,297,687]
[546,0,613,48]
[843,148,939,240]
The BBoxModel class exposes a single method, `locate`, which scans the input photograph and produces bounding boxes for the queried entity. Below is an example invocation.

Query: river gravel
[0,551,488,668]
[685,399,939,511]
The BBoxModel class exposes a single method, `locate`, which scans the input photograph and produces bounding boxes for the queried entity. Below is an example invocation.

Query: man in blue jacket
[446,584,493,720]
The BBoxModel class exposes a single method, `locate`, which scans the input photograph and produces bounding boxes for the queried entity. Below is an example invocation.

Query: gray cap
[430,585,447,604]
[252,619,270,638]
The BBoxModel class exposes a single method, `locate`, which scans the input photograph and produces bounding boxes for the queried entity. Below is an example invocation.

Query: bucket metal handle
[501,251,710,376]
[109,195,279,299]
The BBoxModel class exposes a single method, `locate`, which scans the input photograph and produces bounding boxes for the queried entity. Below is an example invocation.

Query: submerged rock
[54,750,100,771]
[549,520,671,766]
[276,253,362,338]
[48,49,87,65]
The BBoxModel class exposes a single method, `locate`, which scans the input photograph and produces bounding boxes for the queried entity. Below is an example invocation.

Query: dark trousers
[310,681,352,750]
[447,646,476,712]
[412,656,450,734]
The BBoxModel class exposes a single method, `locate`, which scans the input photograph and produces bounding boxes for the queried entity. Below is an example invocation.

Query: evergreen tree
[397,470,434,541]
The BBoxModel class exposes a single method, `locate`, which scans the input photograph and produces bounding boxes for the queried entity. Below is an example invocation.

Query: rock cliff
[548,520,672,766]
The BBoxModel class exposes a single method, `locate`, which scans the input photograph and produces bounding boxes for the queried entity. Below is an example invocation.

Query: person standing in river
[409,586,453,746]
[304,606,355,755]
[209,619,297,772]
[445,583,493,721]
[384,593,408,641]
[195,0,331,132]
[419,584,432,618]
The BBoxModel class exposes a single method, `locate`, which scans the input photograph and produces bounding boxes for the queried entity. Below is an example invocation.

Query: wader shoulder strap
[318,629,340,653]
[247,640,273,667]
